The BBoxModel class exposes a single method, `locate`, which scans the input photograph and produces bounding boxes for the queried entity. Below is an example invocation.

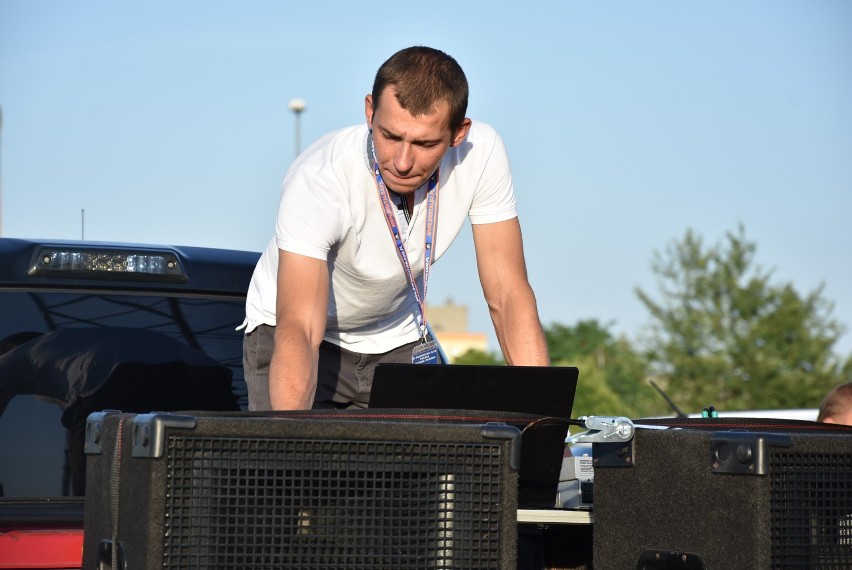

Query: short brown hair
[817,381,852,422]
[372,46,469,132]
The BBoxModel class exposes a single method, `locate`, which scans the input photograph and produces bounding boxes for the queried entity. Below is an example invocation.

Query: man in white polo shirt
[243,46,549,411]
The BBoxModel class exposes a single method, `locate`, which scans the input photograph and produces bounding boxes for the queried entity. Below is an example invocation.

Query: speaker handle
[637,550,707,569]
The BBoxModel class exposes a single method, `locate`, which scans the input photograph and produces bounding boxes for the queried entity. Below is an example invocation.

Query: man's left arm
[472,217,549,366]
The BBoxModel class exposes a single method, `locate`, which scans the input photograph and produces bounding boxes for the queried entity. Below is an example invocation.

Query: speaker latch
[84,410,123,455]
[131,413,197,458]
[94,539,126,570]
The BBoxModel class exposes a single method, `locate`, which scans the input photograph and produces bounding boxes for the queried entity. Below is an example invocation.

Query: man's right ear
[450,118,472,148]
[364,94,375,128]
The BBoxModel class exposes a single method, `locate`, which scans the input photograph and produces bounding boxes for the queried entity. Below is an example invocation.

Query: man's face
[365,87,470,194]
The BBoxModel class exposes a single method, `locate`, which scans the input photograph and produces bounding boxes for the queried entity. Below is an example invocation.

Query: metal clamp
[565,416,635,444]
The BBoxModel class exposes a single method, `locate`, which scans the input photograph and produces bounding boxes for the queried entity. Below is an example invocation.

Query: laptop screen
[369,364,578,419]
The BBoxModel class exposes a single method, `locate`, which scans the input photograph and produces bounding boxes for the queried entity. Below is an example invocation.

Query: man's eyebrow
[378,126,444,145]
[378,127,402,139]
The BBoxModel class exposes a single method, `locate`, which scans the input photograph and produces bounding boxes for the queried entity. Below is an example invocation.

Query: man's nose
[393,144,414,173]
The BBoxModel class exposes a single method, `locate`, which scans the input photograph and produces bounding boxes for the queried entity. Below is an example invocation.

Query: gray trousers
[243,324,427,411]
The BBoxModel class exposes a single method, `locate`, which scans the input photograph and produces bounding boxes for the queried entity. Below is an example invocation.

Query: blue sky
[2,1,851,357]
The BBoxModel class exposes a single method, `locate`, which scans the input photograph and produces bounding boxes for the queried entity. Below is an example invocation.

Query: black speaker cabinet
[82,411,520,569]
[593,421,852,569]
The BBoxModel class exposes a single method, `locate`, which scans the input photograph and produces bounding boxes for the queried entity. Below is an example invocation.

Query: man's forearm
[471,218,548,366]
[268,327,319,410]
[491,287,550,366]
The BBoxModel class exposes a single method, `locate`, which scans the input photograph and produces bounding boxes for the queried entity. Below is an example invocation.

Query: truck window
[0,291,248,498]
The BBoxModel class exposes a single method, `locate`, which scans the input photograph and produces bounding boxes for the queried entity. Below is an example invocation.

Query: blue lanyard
[370,140,439,341]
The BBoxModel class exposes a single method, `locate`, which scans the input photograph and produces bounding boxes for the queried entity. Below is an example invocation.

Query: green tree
[546,320,612,360]
[545,319,666,418]
[636,225,847,413]
[451,348,505,366]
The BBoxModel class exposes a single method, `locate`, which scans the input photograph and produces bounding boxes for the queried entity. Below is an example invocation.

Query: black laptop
[369,364,579,507]
[370,363,578,418]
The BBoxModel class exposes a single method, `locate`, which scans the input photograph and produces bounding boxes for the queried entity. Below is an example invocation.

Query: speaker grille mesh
[162,435,508,569]
[770,451,852,569]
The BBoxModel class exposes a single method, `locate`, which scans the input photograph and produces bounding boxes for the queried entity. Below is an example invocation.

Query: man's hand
[270,249,329,410]
[472,218,549,366]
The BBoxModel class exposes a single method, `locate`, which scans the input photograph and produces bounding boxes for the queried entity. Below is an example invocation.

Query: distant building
[429,300,489,363]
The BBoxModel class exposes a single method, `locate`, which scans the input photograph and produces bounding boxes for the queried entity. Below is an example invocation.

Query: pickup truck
[0,237,594,570]
[0,237,258,569]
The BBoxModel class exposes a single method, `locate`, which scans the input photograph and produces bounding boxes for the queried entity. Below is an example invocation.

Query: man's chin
[386,180,423,194]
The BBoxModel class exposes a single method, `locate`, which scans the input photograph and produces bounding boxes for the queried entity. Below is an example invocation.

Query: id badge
[412,340,440,365]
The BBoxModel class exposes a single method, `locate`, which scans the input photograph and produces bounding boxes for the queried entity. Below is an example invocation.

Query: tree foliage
[636,225,847,413]
[451,348,505,366]
[545,319,668,418]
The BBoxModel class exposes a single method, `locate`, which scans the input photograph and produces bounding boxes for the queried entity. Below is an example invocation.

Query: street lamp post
[288,98,307,158]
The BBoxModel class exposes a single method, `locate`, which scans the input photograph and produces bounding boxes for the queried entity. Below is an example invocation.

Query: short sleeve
[467,130,518,225]
[274,161,346,261]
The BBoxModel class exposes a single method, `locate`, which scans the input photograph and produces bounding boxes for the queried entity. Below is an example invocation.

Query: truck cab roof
[0,237,259,506]
[0,237,259,294]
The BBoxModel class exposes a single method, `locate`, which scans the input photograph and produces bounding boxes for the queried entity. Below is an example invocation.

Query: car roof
[688,409,819,421]
[0,237,260,295]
